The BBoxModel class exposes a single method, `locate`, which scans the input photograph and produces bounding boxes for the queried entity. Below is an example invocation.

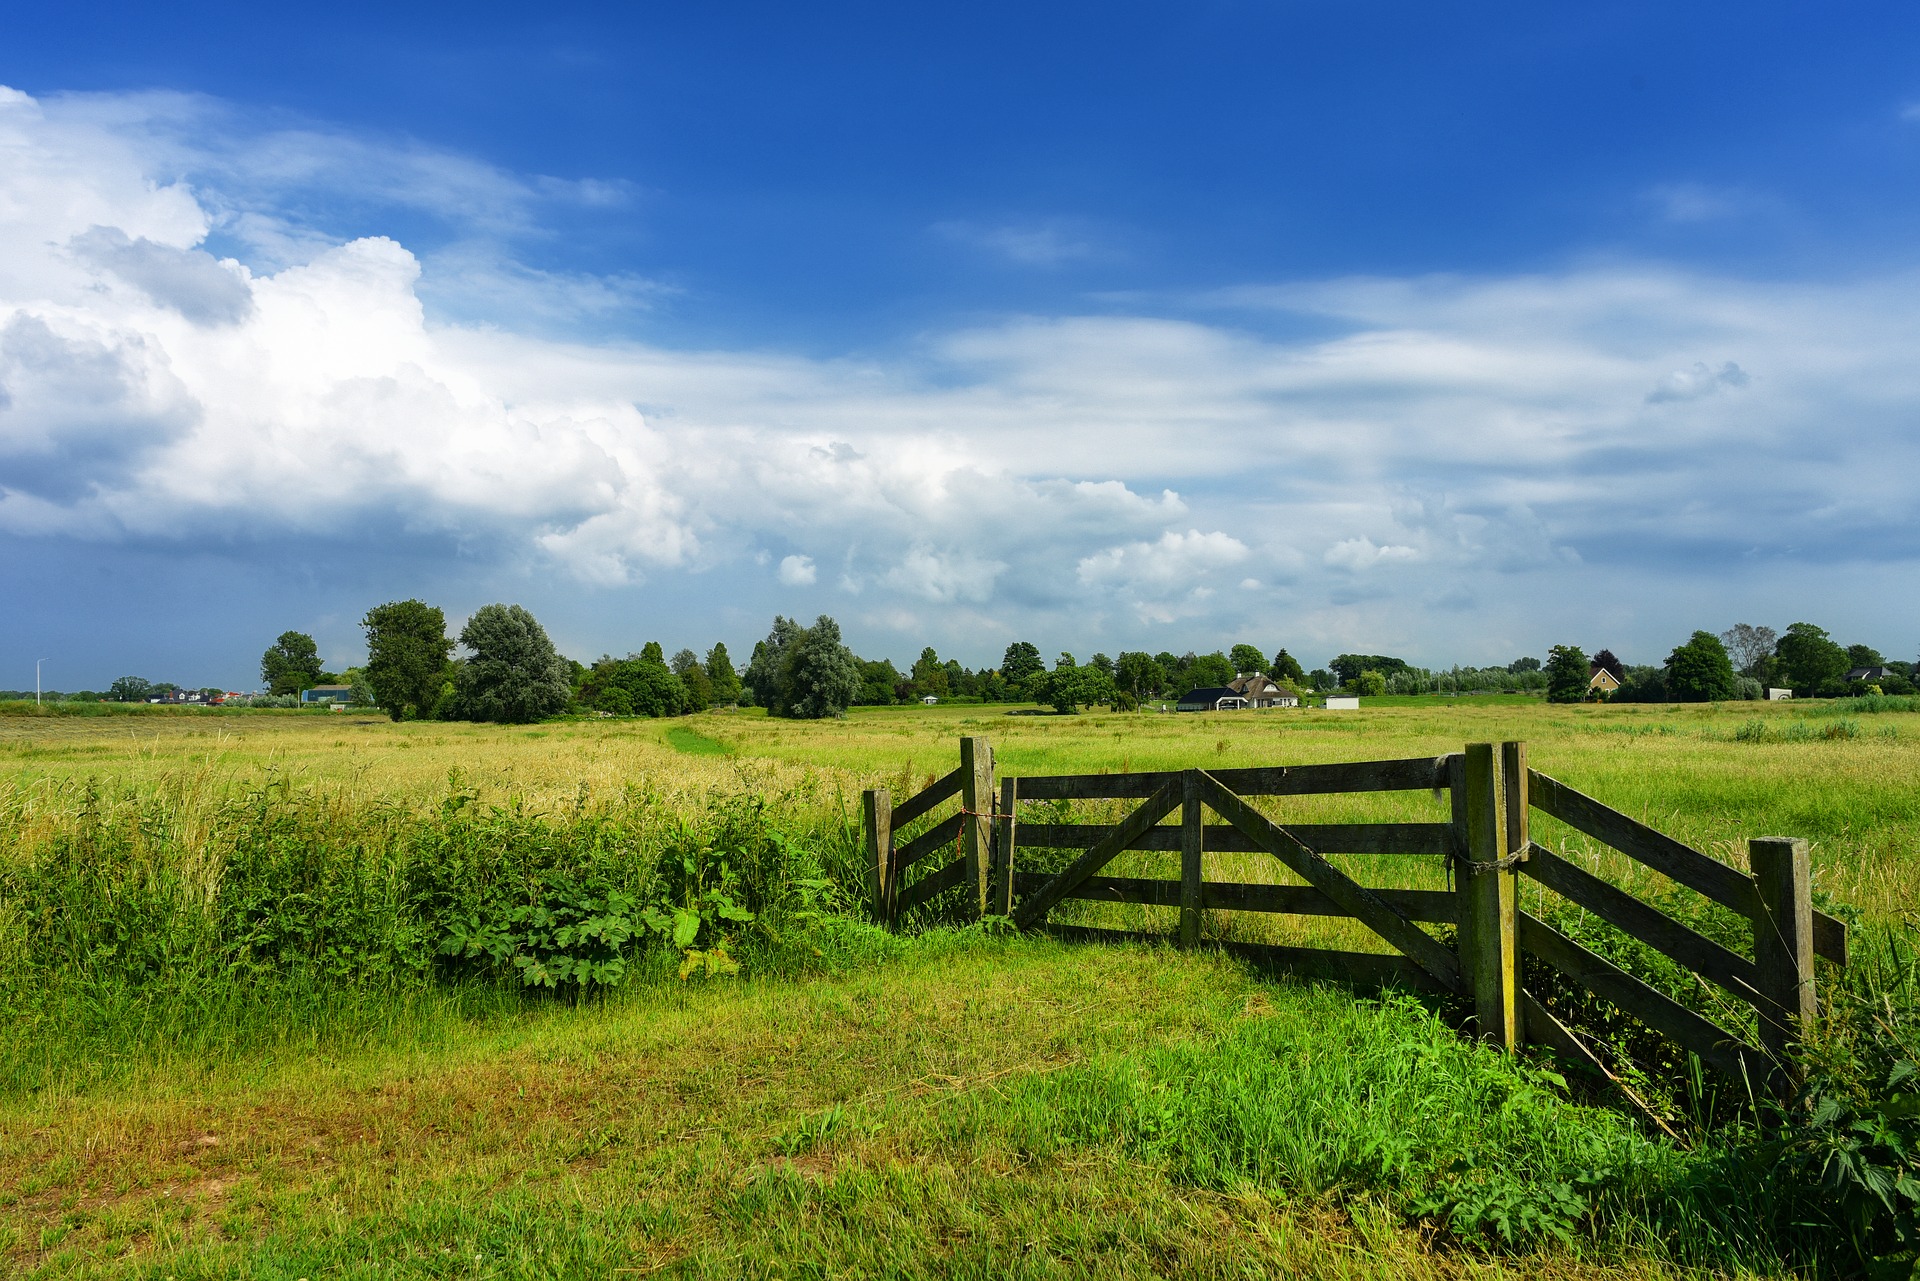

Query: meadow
[1,696,1916,1277]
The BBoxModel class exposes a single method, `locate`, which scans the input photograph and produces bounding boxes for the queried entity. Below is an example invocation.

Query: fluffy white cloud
[3,84,1918,667]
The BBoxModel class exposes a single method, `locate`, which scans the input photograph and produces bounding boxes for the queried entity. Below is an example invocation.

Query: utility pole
[36,659,45,706]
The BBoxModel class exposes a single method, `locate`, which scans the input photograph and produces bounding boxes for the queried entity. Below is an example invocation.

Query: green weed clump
[0,773,879,1091]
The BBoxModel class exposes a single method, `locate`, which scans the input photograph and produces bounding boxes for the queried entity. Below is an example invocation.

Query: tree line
[1538,622,1914,704]
[33,607,1910,719]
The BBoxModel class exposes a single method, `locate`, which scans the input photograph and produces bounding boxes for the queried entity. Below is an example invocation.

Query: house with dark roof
[1227,673,1299,708]
[1846,666,1896,684]
[1176,686,1245,712]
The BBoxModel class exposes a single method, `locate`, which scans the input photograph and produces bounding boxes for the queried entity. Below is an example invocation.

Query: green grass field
[2,698,1916,1277]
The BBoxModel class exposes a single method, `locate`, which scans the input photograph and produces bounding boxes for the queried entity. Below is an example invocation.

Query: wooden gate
[864,737,1846,1093]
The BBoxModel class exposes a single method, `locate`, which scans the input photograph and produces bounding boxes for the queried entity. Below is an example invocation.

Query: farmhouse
[1175,686,1245,712]
[1228,673,1299,707]
[1846,665,1896,684]
[1586,667,1621,696]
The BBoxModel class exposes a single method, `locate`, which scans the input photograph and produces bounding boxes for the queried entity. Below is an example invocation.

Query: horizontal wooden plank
[887,766,965,831]
[1195,771,1467,995]
[1012,756,1455,801]
[1528,770,1759,917]
[1521,844,1778,1019]
[892,812,964,873]
[1011,782,1182,930]
[1529,770,1847,966]
[894,856,968,916]
[1040,923,1451,993]
[1013,871,1457,922]
[1517,911,1762,1083]
[1015,821,1455,856]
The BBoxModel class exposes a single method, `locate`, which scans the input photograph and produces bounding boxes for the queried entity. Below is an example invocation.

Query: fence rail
[865,736,1847,1098]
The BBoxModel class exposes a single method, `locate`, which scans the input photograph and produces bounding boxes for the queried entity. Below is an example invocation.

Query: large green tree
[1186,651,1236,689]
[910,646,950,699]
[108,676,152,703]
[670,648,713,711]
[855,657,903,705]
[1116,651,1165,704]
[1330,653,1410,686]
[453,604,570,723]
[580,652,687,717]
[999,641,1045,688]
[744,616,806,711]
[261,630,325,695]
[1268,649,1306,683]
[1229,644,1266,676]
[1775,622,1849,695]
[1664,631,1736,702]
[362,600,453,721]
[705,642,743,706]
[783,616,862,719]
[1544,644,1590,703]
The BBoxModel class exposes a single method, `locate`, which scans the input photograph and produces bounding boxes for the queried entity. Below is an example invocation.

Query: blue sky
[3,2,1918,688]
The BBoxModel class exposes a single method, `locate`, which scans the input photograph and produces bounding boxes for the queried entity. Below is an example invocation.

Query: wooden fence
[864,737,1847,1092]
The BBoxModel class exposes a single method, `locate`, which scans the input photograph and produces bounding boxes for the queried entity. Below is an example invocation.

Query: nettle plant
[429,793,818,992]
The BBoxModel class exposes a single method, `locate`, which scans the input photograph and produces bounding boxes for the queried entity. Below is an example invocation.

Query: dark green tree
[1506,656,1541,675]
[1544,644,1590,703]
[108,676,152,703]
[362,599,453,721]
[1664,631,1736,702]
[1269,649,1306,683]
[1847,643,1886,670]
[856,658,902,705]
[1116,651,1164,704]
[1229,643,1266,676]
[453,604,570,723]
[580,652,687,717]
[744,616,806,712]
[784,615,862,718]
[1776,622,1849,696]
[910,647,950,699]
[1186,651,1236,689]
[705,642,743,706]
[260,630,325,695]
[671,649,713,711]
[1000,641,1045,687]
[1330,654,1410,686]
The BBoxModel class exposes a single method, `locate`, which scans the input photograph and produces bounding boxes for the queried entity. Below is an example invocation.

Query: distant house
[1587,668,1622,696]
[302,685,354,703]
[920,694,939,705]
[1323,695,1360,710]
[1176,686,1246,712]
[1227,673,1299,708]
[1846,666,1895,684]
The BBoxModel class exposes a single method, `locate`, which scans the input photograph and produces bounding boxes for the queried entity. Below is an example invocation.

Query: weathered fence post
[1750,836,1815,1091]
[1179,770,1204,948]
[959,737,993,920]
[863,787,893,926]
[1456,742,1519,1049]
[992,776,1017,916]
